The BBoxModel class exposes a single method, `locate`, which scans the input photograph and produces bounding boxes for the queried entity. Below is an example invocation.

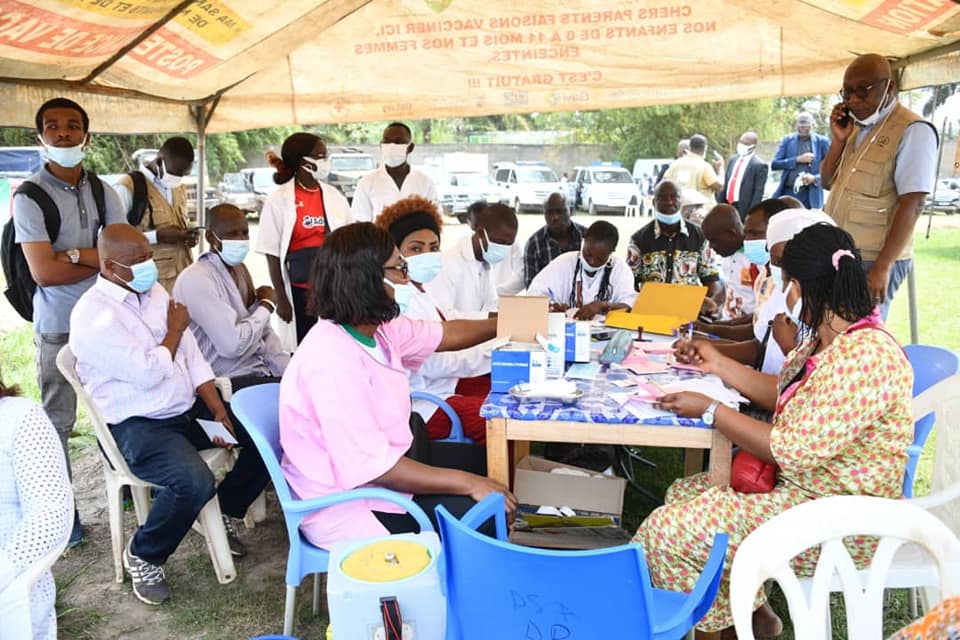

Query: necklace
[296,179,319,192]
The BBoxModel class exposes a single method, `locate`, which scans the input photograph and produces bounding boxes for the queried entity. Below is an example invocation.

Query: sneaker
[123,539,171,605]
[222,515,247,557]
[68,510,85,548]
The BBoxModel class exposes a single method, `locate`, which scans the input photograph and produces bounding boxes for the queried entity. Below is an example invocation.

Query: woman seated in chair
[635,224,913,639]
[0,376,73,640]
[278,222,517,549]
[374,196,495,443]
[526,220,637,320]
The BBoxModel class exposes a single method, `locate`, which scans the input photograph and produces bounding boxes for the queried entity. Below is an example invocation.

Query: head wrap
[766,208,836,249]
[387,211,441,247]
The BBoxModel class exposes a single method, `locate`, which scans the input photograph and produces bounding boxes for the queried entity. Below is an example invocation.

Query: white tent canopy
[0,0,958,134]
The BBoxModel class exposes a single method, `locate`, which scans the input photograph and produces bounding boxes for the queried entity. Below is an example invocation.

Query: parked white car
[492,162,562,212]
[571,164,643,215]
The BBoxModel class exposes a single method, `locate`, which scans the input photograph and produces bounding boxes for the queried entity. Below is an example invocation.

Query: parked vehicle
[327,147,376,203]
[242,167,280,213]
[927,178,960,214]
[218,172,260,216]
[416,165,469,218]
[0,146,44,221]
[492,161,562,213]
[450,172,499,206]
[571,163,644,215]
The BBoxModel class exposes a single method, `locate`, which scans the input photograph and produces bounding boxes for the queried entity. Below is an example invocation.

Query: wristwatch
[702,400,722,426]
[66,249,80,264]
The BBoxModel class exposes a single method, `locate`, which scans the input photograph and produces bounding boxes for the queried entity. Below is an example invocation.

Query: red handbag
[730,450,777,493]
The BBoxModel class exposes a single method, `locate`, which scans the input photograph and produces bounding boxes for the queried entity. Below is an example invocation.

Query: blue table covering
[480,363,713,428]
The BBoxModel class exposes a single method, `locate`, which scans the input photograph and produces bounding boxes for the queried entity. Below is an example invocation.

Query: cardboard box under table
[511,456,630,549]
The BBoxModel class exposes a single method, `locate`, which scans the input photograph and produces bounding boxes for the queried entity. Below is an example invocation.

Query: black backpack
[1,173,106,321]
[126,170,154,228]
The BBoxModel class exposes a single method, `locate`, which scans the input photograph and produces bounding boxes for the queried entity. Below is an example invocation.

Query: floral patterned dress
[634,320,913,632]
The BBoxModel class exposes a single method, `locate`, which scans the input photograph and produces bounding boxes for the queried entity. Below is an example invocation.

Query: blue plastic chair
[903,345,960,497]
[230,384,435,636]
[435,494,729,640]
[410,391,473,443]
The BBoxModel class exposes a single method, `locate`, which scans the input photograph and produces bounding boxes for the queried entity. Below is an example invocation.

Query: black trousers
[290,286,317,344]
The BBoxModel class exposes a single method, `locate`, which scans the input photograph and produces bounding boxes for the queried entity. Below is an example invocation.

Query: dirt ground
[54,447,331,640]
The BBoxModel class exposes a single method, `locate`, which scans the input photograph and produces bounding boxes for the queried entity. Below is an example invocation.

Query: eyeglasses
[384,259,409,278]
[839,79,888,101]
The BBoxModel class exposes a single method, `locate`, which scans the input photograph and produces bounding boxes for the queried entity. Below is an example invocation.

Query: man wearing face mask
[425,203,518,318]
[350,122,440,223]
[12,97,126,547]
[627,180,721,307]
[70,223,268,605]
[772,112,831,209]
[113,137,198,292]
[173,205,289,390]
[527,221,636,320]
[821,53,938,319]
[719,131,768,220]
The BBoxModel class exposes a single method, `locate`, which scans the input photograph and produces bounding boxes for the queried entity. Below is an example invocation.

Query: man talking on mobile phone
[820,53,937,319]
[114,137,200,292]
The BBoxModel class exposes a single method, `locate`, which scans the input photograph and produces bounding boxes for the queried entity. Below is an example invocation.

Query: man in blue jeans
[70,224,268,605]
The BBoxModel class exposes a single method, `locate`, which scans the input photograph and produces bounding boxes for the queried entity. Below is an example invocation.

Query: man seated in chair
[69,223,269,605]
[173,204,289,391]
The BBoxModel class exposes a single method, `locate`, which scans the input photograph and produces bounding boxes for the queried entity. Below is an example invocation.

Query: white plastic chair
[729,495,960,640]
[215,380,268,529]
[55,346,237,584]
[795,374,960,623]
[0,495,74,640]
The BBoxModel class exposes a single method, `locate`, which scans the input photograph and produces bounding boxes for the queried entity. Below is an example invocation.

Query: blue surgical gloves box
[565,321,591,362]
[491,343,547,393]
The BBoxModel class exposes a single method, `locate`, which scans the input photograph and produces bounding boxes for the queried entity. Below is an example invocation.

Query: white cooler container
[327,532,445,640]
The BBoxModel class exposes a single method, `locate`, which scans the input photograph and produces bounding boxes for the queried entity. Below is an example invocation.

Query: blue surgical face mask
[40,137,86,168]
[743,239,770,266]
[212,232,249,267]
[654,209,682,226]
[769,265,783,290]
[481,228,511,264]
[404,251,442,283]
[112,258,159,293]
[579,252,607,276]
[384,278,415,314]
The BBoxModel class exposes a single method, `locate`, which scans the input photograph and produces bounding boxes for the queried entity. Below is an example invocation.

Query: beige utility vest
[825,103,929,261]
[116,172,192,292]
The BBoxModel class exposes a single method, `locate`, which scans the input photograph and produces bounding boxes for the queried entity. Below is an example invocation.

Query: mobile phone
[837,107,851,128]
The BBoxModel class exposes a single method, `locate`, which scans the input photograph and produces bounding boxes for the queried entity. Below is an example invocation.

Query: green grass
[4,228,957,638]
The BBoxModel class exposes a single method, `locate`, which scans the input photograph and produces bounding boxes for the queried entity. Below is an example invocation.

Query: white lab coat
[424,235,497,319]
[351,166,440,223]
[254,179,353,351]
[492,241,525,295]
[527,252,637,309]
[404,286,494,420]
[753,283,788,375]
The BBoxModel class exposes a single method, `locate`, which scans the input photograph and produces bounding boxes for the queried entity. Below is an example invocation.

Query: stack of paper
[660,377,748,408]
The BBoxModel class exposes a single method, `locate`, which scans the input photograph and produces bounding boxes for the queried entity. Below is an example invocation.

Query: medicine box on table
[491,343,547,393]
[564,321,591,362]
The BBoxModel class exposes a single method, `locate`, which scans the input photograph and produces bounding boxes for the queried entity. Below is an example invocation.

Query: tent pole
[194,104,208,252]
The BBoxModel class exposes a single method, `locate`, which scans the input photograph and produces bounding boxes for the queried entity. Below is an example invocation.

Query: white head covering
[766,208,836,249]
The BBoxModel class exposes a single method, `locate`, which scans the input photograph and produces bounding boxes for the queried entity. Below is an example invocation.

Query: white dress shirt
[423,235,497,318]
[111,163,175,245]
[404,286,493,419]
[527,251,637,309]
[69,276,215,424]
[725,153,751,204]
[172,251,289,379]
[491,241,525,296]
[350,166,440,222]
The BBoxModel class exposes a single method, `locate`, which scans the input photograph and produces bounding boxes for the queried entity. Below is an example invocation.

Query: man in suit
[771,112,831,208]
[720,131,768,220]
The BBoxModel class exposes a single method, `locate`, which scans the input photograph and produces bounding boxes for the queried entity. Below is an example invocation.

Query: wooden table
[485,417,733,488]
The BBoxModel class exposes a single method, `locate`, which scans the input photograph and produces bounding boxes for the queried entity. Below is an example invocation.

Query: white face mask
[579,252,606,276]
[480,228,511,264]
[383,277,415,314]
[381,143,409,168]
[160,172,183,189]
[736,143,753,157]
[302,156,331,182]
[852,81,891,127]
[40,137,86,168]
[784,281,804,326]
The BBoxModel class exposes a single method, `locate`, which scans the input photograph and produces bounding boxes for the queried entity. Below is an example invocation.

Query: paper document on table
[661,377,748,408]
[621,348,669,374]
[623,399,676,421]
[197,419,239,445]
[565,363,601,380]
[636,342,674,354]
